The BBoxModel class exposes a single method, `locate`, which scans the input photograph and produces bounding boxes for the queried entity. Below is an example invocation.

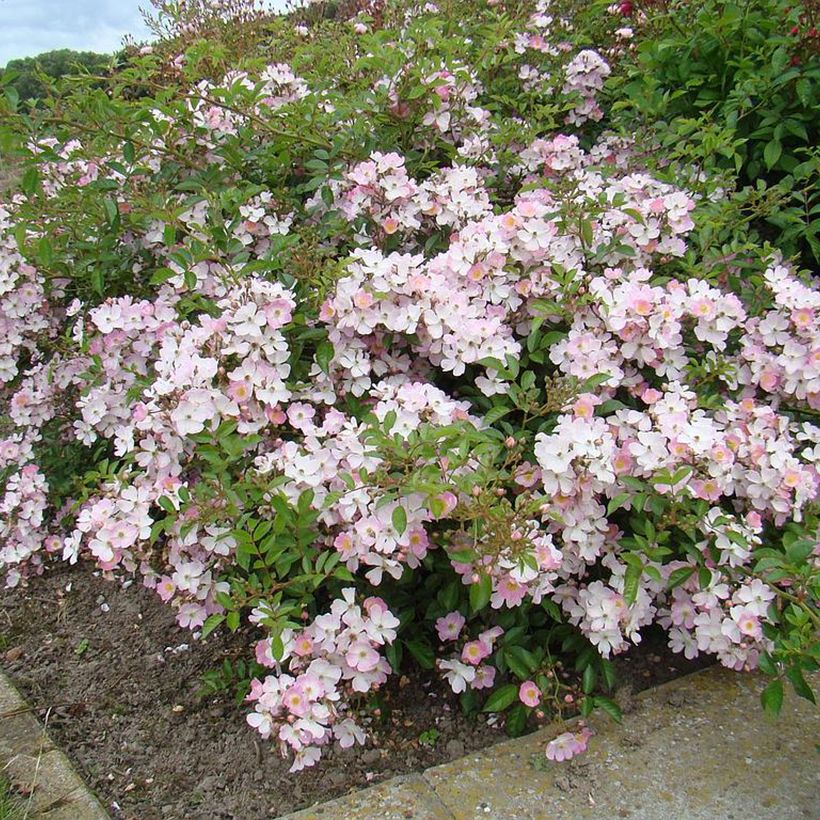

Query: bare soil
[0,564,709,819]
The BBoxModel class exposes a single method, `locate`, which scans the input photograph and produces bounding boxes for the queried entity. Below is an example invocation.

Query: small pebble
[445,739,464,759]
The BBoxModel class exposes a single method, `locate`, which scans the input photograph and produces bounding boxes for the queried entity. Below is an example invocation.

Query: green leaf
[201,613,225,639]
[505,703,527,736]
[392,505,407,536]
[429,495,447,518]
[607,493,630,515]
[469,574,493,613]
[150,267,177,285]
[504,648,532,680]
[382,410,397,433]
[761,678,784,717]
[405,639,435,669]
[506,645,538,674]
[482,683,519,713]
[483,404,513,426]
[103,198,119,228]
[582,373,612,390]
[600,659,617,691]
[667,566,695,591]
[437,581,460,611]
[447,548,477,564]
[385,640,403,673]
[582,663,597,694]
[316,340,334,374]
[757,653,778,677]
[580,219,594,247]
[763,140,782,170]
[785,667,815,704]
[21,167,39,197]
[38,237,53,266]
[4,86,19,111]
[623,563,642,605]
[785,538,814,565]
[593,695,623,723]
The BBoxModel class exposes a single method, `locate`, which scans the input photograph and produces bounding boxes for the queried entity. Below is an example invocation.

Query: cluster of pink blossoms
[535,383,817,658]
[448,520,563,614]
[0,203,57,384]
[434,611,503,694]
[514,1,575,58]
[190,64,309,146]
[371,57,494,159]
[329,152,492,240]
[512,1,611,124]
[0,464,50,587]
[317,134,706,398]
[255,380,475,585]
[738,261,820,408]
[65,273,298,625]
[247,589,398,771]
[562,50,612,124]
[660,562,778,670]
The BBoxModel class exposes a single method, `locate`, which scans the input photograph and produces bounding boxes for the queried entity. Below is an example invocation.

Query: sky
[0,0,151,66]
[0,0,292,67]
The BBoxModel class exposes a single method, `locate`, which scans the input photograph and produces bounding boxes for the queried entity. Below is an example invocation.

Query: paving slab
[0,670,110,819]
[283,666,819,820]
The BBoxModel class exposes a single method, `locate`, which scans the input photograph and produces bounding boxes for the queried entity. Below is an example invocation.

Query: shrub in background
[611,0,819,264]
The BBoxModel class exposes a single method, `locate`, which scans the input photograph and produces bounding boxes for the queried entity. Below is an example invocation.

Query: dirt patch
[610,624,713,715]
[0,565,710,819]
[0,566,502,819]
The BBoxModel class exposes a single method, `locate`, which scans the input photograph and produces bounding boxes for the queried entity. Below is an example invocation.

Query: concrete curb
[0,670,110,819]
[283,666,819,820]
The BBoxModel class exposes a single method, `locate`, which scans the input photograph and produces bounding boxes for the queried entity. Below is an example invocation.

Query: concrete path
[0,671,109,819]
[284,666,819,820]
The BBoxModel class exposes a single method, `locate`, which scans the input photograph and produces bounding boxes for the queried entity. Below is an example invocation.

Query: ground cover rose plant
[0,0,817,771]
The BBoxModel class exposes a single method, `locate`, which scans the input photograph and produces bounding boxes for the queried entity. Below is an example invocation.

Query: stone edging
[0,670,110,819]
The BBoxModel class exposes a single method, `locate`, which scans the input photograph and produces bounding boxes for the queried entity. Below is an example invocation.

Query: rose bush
[0,0,817,771]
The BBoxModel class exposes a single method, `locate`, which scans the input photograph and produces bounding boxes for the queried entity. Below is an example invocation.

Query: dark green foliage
[612,0,820,264]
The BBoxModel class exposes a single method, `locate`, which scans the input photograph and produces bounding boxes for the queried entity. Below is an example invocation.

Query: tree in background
[0,49,113,108]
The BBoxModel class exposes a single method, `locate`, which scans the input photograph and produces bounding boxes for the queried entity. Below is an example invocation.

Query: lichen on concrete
[286,773,452,819]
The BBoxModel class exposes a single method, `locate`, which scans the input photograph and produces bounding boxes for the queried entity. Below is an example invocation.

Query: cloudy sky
[0,0,150,65]
[0,0,292,67]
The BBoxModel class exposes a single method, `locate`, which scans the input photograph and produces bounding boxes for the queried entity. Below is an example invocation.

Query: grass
[0,777,25,820]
